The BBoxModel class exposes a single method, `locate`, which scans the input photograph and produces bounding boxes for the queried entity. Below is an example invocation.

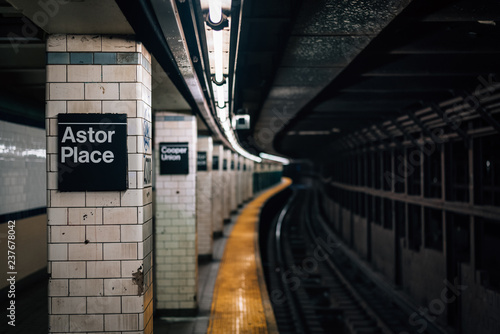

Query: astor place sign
[58,114,128,191]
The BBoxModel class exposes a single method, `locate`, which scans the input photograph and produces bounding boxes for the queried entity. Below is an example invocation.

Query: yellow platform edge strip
[208,177,292,334]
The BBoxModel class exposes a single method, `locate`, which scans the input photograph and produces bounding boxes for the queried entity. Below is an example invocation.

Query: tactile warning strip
[207,178,292,334]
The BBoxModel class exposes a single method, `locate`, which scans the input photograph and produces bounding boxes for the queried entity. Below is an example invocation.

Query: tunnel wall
[316,129,500,333]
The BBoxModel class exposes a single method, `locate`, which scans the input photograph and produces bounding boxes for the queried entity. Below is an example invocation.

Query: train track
[262,185,449,334]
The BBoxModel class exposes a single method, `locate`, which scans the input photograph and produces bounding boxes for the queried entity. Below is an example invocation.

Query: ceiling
[0,0,192,128]
[2,0,499,162]
[237,0,500,159]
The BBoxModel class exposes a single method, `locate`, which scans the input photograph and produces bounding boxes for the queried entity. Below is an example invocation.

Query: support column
[212,144,224,236]
[46,34,153,333]
[154,112,198,315]
[236,155,243,206]
[230,153,238,212]
[196,136,213,261]
[223,149,232,222]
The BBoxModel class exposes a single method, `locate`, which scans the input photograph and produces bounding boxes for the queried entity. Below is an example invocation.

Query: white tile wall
[222,149,232,220]
[0,120,46,215]
[155,112,198,311]
[196,136,213,256]
[211,144,224,234]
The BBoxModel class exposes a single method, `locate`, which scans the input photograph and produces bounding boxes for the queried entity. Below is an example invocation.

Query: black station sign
[160,142,189,175]
[197,151,207,171]
[58,113,127,191]
[213,155,219,171]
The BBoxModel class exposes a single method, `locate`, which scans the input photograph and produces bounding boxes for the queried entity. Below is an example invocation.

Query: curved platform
[207,178,292,333]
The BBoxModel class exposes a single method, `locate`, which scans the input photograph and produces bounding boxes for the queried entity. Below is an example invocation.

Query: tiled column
[154,112,198,315]
[211,144,224,237]
[46,35,153,334]
[242,159,249,201]
[230,153,238,212]
[222,149,232,222]
[247,160,254,199]
[196,136,213,260]
[235,155,242,207]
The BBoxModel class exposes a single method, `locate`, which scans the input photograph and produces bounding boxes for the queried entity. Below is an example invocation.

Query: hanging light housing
[199,0,262,162]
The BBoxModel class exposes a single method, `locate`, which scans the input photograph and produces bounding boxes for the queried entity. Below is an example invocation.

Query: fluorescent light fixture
[216,84,225,108]
[259,152,290,165]
[208,0,222,24]
[213,30,224,83]
[217,107,228,121]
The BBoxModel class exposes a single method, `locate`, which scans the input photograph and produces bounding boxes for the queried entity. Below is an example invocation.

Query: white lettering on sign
[62,127,115,143]
[160,146,187,154]
[160,145,187,162]
[61,147,115,164]
[61,126,116,164]
[161,154,181,161]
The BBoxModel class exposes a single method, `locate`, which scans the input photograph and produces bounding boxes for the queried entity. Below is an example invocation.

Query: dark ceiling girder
[114,0,214,133]
[271,0,500,159]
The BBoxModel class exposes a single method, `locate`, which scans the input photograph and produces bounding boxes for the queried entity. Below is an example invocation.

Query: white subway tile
[87,296,121,313]
[47,34,66,52]
[87,261,121,278]
[67,100,101,114]
[50,191,86,207]
[121,225,143,242]
[48,208,67,225]
[68,65,101,82]
[51,261,86,278]
[69,278,104,296]
[122,295,144,313]
[103,207,137,224]
[51,297,86,314]
[49,315,69,332]
[67,34,102,52]
[49,83,84,100]
[121,260,143,278]
[68,207,102,225]
[103,65,137,82]
[103,243,138,260]
[86,225,120,242]
[48,243,68,261]
[104,314,138,331]
[68,243,103,260]
[120,83,142,100]
[103,278,136,296]
[120,189,143,207]
[50,226,85,243]
[102,100,137,117]
[86,191,120,207]
[102,36,136,52]
[46,100,66,118]
[47,65,66,82]
[85,83,119,100]
[48,279,68,296]
[69,315,104,332]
